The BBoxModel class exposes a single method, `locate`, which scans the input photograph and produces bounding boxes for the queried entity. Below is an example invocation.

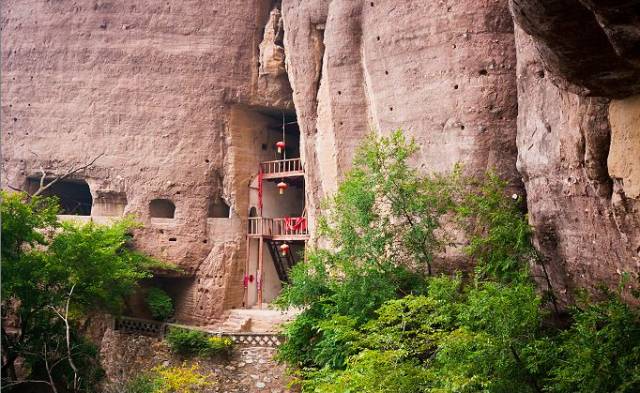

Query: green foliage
[276,131,640,393]
[318,131,453,276]
[1,191,157,392]
[146,288,174,321]
[545,294,640,393]
[455,172,534,282]
[124,363,213,393]
[165,328,233,358]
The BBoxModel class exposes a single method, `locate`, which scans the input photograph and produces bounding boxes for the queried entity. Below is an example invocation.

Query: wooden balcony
[260,158,304,179]
[247,216,309,241]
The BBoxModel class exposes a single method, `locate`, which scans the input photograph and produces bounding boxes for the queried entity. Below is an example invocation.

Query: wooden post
[257,236,264,308]
[244,236,250,308]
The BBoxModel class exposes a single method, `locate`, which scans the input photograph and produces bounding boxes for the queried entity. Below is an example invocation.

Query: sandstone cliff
[2,0,639,322]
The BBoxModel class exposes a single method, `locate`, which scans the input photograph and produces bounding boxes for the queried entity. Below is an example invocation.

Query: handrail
[248,216,308,237]
[259,158,303,175]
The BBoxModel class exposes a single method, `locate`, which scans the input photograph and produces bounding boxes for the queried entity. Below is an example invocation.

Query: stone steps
[215,307,300,333]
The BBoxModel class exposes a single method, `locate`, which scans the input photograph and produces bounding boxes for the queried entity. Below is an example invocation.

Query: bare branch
[1,380,53,389]
[6,184,26,193]
[63,284,80,392]
[39,166,47,191]
[31,153,104,198]
[48,284,80,392]
[43,341,59,393]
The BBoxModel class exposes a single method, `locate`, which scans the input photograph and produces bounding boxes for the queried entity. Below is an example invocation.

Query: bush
[146,287,174,321]
[165,328,233,358]
[124,363,212,393]
[1,191,158,392]
[202,336,234,357]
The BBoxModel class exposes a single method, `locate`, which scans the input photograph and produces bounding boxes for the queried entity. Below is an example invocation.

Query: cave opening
[208,196,231,218]
[149,199,176,219]
[27,177,92,216]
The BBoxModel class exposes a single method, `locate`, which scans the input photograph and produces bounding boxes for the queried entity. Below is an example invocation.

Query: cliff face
[511,0,640,302]
[281,0,522,229]
[1,0,279,322]
[2,0,639,322]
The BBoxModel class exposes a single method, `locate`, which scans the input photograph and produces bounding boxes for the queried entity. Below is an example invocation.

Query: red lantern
[279,243,290,256]
[277,181,288,195]
[276,141,286,154]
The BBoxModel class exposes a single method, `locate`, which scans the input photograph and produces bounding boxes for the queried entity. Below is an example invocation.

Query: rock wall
[513,28,638,303]
[99,329,293,392]
[511,0,640,301]
[1,0,284,324]
[2,0,639,322]
[281,0,522,229]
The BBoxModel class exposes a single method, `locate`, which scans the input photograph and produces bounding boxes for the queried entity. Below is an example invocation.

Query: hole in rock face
[461,125,465,130]
[376,36,380,41]
[454,84,459,89]
[13,118,17,122]
[389,107,393,111]
[370,2,374,6]
[536,70,545,78]
[479,69,488,76]
[168,237,177,242]
[203,239,208,244]
[26,178,92,215]
[452,44,456,49]
[337,90,342,95]
[208,196,230,218]
[205,159,210,163]
[339,121,344,125]
[175,191,181,195]
[149,199,175,218]
[385,70,389,75]
[261,143,267,150]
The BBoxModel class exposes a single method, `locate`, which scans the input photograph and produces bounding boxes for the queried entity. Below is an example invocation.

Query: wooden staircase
[266,239,295,282]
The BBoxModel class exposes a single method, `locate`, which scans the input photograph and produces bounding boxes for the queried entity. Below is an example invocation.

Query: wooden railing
[260,158,304,178]
[248,216,308,238]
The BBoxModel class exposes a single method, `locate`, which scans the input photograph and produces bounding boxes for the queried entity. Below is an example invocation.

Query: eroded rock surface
[2,0,639,323]
[282,0,522,231]
[514,27,640,303]
[510,0,640,98]
[1,0,278,323]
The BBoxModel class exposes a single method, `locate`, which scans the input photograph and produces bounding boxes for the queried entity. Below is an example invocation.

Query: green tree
[1,191,157,392]
[146,288,174,321]
[276,131,452,369]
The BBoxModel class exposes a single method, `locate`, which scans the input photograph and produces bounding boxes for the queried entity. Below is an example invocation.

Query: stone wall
[100,329,294,392]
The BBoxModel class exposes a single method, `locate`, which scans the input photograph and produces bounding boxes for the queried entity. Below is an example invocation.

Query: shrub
[165,328,233,358]
[146,287,174,321]
[124,363,212,393]
[201,336,234,357]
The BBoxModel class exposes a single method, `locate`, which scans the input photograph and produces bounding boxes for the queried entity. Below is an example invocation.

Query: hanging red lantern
[279,243,290,256]
[277,181,288,195]
[276,141,286,154]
